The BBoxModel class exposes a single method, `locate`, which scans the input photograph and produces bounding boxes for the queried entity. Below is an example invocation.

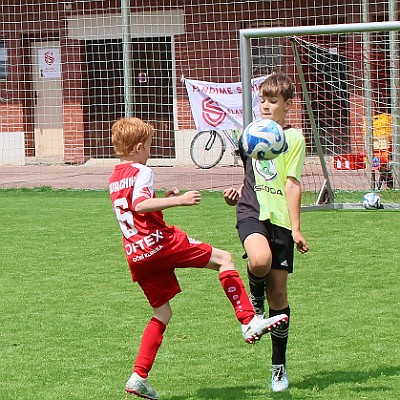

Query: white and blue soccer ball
[362,192,381,210]
[240,119,286,161]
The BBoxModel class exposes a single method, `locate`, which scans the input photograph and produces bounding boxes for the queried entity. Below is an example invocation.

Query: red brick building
[0,0,395,165]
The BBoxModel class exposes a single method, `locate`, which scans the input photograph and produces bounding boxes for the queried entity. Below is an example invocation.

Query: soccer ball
[362,192,381,209]
[240,119,286,161]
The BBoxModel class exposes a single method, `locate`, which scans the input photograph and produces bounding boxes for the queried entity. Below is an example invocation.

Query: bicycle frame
[190,128,241,169]
[221,129,240,150]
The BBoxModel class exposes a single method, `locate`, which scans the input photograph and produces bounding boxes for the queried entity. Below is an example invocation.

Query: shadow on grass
[195,385,292,400]
[159,385,269,400]
[153,366,400,400]
[196,385,267,400]
[292,365,400,391]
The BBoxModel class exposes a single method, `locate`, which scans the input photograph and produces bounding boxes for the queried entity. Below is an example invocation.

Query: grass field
[1,188,399,400]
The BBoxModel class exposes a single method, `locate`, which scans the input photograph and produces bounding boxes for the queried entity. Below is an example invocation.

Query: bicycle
[190,128,241,169]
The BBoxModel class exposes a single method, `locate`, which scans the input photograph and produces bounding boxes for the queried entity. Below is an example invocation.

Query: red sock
[134,317,166,378]
[219,270,254,324]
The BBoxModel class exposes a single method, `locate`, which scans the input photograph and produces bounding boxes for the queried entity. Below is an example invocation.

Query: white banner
[184,76,267,131]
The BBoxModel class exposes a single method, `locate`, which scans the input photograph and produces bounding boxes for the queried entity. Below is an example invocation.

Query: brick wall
[0,0,393,163]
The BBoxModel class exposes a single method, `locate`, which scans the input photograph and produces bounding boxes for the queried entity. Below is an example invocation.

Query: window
[0,40,8,80]
[252,37,283,76]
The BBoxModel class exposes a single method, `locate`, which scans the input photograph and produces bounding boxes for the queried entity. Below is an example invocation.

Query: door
[84,37,174,159]
[31,41,64,161]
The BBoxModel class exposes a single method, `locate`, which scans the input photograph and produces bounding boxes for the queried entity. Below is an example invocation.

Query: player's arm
[132,167,201,212]
[285,176,309,254]
[135,190,201,212]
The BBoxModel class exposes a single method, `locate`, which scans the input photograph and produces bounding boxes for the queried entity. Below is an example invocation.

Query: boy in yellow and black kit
[224,72,309,392]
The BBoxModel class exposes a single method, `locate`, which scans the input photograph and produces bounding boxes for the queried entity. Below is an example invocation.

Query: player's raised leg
[207,247,288,343]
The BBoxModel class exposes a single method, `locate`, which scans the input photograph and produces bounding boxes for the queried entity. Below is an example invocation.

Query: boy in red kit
[108,117,288,399]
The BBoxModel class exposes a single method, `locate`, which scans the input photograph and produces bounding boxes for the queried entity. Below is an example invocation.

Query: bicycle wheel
[190,130,226,169]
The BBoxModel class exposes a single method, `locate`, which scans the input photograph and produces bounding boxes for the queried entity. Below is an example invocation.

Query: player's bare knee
[153,303,172,325]
[248,256,271,276]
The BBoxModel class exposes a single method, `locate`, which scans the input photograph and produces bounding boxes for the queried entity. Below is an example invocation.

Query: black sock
[247,267,267,315]
[270,306,290,365]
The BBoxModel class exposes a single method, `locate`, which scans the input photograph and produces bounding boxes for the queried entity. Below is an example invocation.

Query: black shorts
[236,217,294,273]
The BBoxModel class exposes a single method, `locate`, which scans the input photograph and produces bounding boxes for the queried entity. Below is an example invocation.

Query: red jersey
[109,162,212,291]
[109,162,174,265]
[109,162,169,237]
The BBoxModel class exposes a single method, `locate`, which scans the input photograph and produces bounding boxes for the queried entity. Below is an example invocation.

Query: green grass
[1,188,399,399]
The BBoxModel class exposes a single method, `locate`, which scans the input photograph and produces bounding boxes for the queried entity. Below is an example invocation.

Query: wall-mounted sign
[38,48,61,79]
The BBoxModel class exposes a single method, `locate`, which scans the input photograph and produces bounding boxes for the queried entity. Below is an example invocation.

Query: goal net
[0,0,399,209]
[240,21,400,208]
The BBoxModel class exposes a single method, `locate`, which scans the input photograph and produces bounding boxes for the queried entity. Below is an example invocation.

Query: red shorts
[127,226,212,308]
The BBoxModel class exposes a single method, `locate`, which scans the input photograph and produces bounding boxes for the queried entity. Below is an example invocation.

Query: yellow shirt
[237,127,306,230]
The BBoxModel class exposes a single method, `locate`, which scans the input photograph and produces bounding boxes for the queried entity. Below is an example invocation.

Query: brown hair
[259,71,295,101]
[111,117,154,157]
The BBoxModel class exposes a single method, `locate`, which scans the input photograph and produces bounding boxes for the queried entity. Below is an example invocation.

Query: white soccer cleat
[271,364,289,392]
[241,314,288,344]
[125,372,160,399]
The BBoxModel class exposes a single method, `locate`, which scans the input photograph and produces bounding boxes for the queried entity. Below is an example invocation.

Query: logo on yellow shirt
[254,159,277,181]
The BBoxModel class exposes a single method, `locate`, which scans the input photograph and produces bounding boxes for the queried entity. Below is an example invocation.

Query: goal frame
[239,21,400,209]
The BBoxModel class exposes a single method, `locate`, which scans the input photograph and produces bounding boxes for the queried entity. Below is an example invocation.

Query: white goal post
[239,21,400,209]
